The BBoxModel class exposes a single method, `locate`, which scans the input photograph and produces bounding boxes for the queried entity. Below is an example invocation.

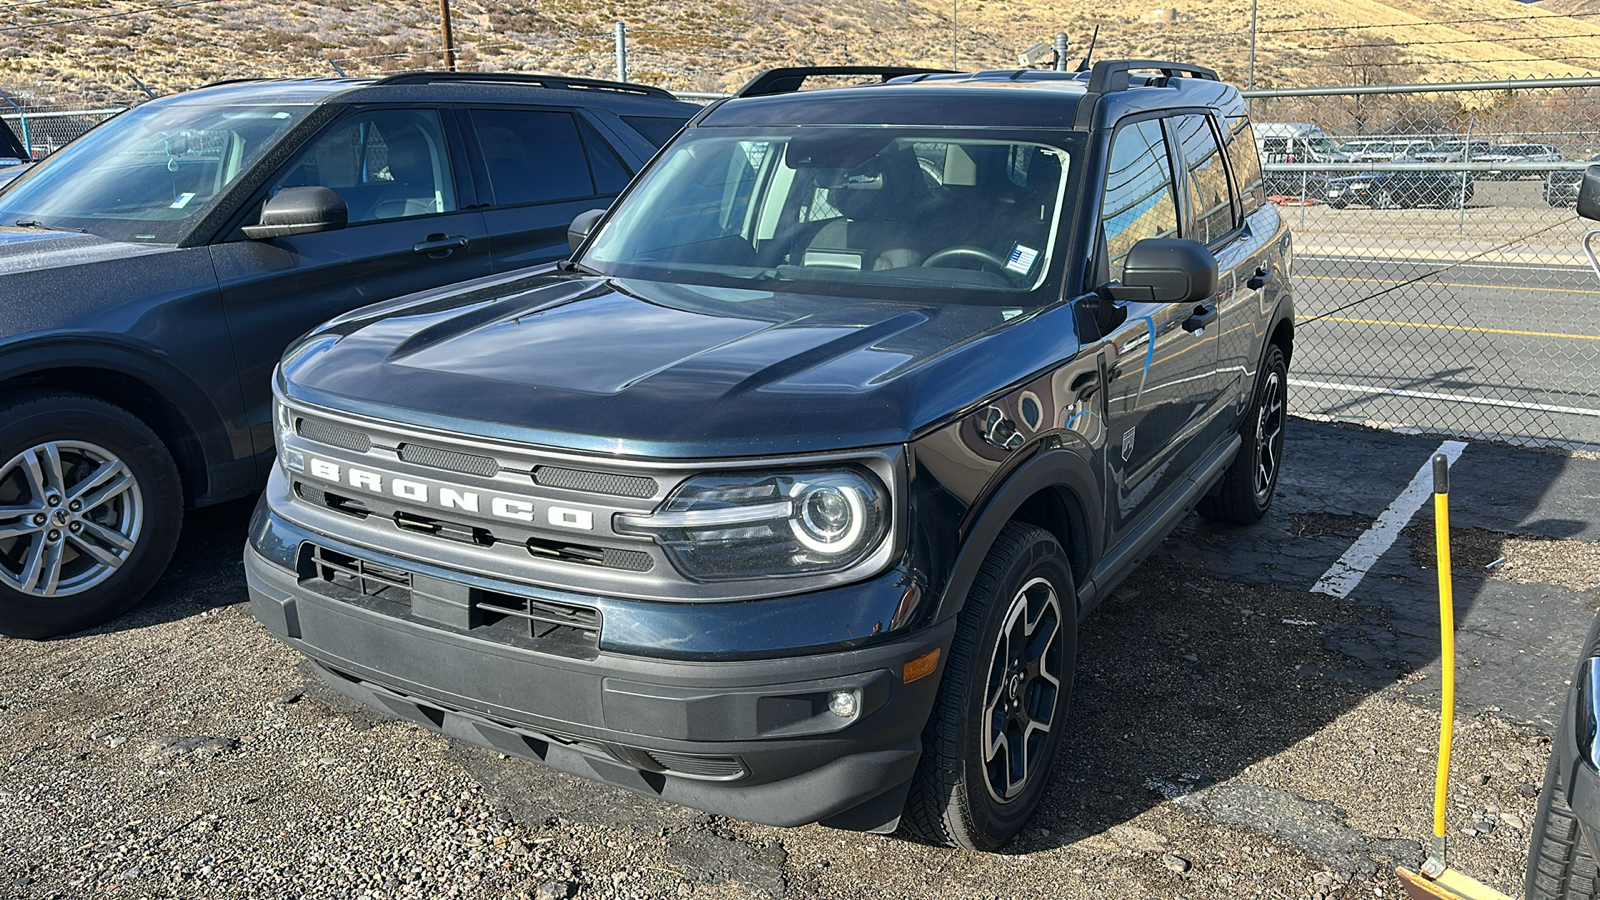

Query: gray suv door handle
[414,234,469,257]
[1183,304,1218,333]
[1248,266,1270,290]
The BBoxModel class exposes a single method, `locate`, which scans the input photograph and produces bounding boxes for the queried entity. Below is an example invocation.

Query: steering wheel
[921,245,1010,272]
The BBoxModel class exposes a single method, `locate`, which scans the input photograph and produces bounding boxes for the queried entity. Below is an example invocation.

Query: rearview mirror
[1110,238,1219,304]
[243,186,349,240]
[567,208,606,252]
[1578,165,1600,222]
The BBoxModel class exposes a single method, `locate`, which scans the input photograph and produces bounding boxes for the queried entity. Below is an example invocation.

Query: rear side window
[1222,117,1265,216]
[1101,117,1178,283]
[621,115,689,148]
[1170,114,1234,245]
[469,109,604,206]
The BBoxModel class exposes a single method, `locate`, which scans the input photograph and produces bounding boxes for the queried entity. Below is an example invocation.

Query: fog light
[282,447,306,473]
[827,690,859,719]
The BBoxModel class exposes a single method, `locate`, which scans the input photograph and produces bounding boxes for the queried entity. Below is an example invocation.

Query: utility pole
[615,22,627,82]
[952,0,957,70]
[439,0,458,71]
[1246,0,1258,113]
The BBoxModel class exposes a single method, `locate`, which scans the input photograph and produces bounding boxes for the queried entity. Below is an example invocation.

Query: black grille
[297,417,372,452]
[526,538,654,573]
[399,443,499,477]
[644,750,746,780]
[534,467,657,498]
[308,545,410,601]
[474,593,601,640]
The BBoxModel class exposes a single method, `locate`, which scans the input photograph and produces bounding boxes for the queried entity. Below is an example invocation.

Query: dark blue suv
[0,72,696,638]
[247,62,1294,849]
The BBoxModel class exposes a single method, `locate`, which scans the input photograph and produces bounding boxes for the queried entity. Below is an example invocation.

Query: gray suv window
[1171,114,1234,245]
[1102,117,1178,282]
[268,109,458,224]
[469,110,631,206]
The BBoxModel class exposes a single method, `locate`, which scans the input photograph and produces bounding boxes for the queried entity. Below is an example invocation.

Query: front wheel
[0,393,183,638]
[902,522,1077,850]
[1198,344,1287,524]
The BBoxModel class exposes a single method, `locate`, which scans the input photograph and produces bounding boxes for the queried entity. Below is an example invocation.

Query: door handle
[413,234,469,258]
[1247,266,1271,290]
[1183,304,1218,334]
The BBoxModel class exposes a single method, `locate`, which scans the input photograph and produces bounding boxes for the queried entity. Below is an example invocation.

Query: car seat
[370,127,441,220]
[799,146,930,270]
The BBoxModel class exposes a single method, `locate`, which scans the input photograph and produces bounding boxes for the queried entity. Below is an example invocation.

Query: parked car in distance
[249,61,1295,851]
[1478,143,1560,179]
[1337,138,1435,162]
[1415,139,1493,163]
[0,71,698,639]
[1543,153,1600,206]
[1323,169,1474,208]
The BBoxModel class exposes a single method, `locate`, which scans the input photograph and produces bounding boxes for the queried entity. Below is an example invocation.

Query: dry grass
[5,0,1600,106]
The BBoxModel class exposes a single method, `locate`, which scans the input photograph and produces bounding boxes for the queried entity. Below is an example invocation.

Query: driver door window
[1101,118,1178,282]
[266,109,457,224]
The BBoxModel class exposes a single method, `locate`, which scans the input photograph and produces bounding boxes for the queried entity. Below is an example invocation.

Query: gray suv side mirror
[568,208,606,252]
[243,186,349,240]
[1112,238,1219,304]
[1579,165,1600,222]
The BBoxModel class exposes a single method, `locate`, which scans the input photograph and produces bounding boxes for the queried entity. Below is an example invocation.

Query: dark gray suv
[247,61,1294,850]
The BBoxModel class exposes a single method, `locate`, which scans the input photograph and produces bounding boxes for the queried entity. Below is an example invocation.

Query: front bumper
[246,500,953,829]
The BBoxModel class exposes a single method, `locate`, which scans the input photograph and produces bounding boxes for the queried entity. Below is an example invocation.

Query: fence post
[615,22,627,83]
[1457,116,1472,236]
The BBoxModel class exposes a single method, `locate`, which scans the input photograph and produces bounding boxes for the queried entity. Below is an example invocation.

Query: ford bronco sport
[248,61,1295,849]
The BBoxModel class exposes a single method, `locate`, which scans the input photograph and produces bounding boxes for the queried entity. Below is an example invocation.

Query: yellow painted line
[1298,273,1600,296]
[1315,316,1600,341]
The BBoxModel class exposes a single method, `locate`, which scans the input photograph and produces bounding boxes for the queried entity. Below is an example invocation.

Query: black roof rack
[371,71,677,99]
[734,66,956,98]
[1083,60,1219,96]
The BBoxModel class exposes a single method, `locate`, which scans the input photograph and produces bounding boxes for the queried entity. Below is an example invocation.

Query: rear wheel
[0,393,183,638]
[1526,747,1600,899]
[1373,188,1396,209]
[902,522,1076,850]
[1198,344,1287,524]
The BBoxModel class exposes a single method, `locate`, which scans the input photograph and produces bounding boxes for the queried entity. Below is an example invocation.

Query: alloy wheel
[0,441,144,597]
[1253,368,1286,503]
[982,576,1065,803]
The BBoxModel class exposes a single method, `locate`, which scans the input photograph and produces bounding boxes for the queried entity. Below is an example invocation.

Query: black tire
[0,392,183,639]
[1198,344,1287,525]
[902,522,1077,850]
[1526,746,1600,899]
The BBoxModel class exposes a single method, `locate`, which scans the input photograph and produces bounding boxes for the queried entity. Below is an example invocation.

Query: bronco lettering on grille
[305,457,595,529]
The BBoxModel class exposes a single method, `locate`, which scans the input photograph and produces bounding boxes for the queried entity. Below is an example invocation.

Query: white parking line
[1292,379,1600,419]
[1310,440,1468,599]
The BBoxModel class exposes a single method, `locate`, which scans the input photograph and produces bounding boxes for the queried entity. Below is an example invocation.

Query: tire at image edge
[1526,744,1600,899]
[0,392,184,639]
[1198,344,1288,525]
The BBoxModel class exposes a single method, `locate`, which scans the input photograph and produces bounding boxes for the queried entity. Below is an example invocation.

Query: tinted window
[579,118,632,195]
[1223,117,1265,215]
[267,109,457,225]
[621,115,689,148]
[1102,117,1178,282]
[0,120,24,158]
[1171,115,1233,244]
[470,109,598,206]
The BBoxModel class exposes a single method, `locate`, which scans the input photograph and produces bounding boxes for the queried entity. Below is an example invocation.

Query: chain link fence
[2,107,124,159]
[1248,78,1600,451]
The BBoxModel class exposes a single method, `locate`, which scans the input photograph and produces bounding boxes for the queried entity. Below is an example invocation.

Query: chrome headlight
[616,468,889,582]
[272,395,305,476]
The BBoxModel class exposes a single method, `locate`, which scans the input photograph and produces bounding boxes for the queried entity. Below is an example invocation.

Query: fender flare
[932,443,1103,624]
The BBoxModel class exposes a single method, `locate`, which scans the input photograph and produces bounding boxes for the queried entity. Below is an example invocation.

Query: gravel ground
[2,430,1597,900]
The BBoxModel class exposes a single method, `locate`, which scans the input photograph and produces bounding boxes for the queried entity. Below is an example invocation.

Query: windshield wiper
[12,219,84,233]
[554,259,599,275]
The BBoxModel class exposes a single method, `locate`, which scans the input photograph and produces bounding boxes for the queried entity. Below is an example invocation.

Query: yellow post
[1430,455,1454,859]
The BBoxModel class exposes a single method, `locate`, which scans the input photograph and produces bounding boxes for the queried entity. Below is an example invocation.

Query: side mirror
[243,186,349,240]
[567,208,606,253]
[1111,238,1218,304]
[1578,165,1600,222]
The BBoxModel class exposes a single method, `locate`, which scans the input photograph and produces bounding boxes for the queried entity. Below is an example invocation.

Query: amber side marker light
[903,648,940,683]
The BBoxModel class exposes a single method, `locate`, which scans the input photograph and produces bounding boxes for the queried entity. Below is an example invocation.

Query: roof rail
[1083,60,1219,96]
[734,66,956,98]
[371,71,677,99]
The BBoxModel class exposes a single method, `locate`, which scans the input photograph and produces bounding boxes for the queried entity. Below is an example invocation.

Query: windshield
[583,127,1078,303]
[0,101,312,243]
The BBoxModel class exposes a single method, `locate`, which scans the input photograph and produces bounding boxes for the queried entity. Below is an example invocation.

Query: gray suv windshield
[584,127,1078,302]
[0,102,312,243]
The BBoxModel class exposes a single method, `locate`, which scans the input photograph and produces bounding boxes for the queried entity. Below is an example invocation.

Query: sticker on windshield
[1006,244,1039,274]
[169,192,196,209]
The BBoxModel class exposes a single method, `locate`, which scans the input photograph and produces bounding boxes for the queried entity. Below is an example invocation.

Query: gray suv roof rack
[735,66,956,98]
[1083,60,1219,96]
[371,71,677,99]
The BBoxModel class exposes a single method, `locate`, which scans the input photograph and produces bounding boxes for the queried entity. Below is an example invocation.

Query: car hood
[0,226,171,275]
[280,272,1080,458]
